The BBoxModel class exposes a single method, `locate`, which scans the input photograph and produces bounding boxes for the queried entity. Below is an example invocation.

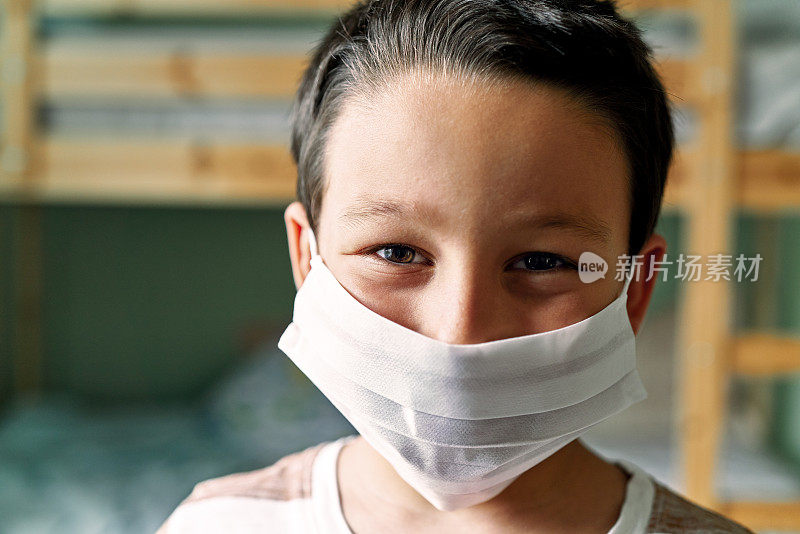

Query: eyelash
[368,244,577,273]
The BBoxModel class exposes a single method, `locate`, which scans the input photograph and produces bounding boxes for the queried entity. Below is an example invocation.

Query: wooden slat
[40,0,352,17]
[663,148,800,213]
[738,150,800,211]
[618,0,692,12]
[723,501,800,531]
[39,48,310,99]
[38,44,696,103]
[733,334,800,376]
[9,139,297,204]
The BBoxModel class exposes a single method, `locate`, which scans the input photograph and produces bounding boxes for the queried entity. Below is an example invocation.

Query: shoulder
[182,441,327,503]
[647,481,755,533]
[156,441,330,533]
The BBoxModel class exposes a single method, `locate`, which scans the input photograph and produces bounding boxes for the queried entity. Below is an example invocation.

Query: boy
[159,0,753,531]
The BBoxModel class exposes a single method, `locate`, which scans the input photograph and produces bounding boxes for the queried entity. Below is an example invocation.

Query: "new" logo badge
[578,251,608,283]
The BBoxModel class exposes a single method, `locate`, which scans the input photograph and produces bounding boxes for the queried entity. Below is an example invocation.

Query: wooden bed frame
[2,0,799,529]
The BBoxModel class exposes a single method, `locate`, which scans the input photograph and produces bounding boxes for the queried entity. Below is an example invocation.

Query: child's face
[286,71,664,341]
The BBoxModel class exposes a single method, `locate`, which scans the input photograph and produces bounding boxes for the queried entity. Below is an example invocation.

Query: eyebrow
[520,211,613,245]
[339,198,436,229]
[338,197,613,245]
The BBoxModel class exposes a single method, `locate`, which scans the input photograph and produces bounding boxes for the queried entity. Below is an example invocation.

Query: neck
[338,435,629,531]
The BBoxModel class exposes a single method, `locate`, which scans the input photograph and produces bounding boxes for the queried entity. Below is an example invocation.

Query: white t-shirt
[309,435,654,534]
[158,434,753,533]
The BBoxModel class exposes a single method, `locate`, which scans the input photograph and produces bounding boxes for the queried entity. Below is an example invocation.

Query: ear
[626,232,667,336]
[284,201,314,290]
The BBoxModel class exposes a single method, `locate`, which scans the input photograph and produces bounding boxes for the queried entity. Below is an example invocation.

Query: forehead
[321,71,630,244]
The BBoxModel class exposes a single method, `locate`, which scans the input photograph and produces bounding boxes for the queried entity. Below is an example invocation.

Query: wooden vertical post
[1,0,43,396]
[2,0,35,186]
[677,0,736,508]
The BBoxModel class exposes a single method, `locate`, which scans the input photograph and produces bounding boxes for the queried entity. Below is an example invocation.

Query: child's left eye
[510,253,574,273]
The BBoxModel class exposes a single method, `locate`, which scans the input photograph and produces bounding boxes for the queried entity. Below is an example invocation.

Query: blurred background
[0,0,799,532]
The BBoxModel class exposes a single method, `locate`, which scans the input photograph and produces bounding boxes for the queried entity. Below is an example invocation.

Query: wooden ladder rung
[619,0,694,13]
[39,48,311,99]
[739,150,800,211]
[10,138,297,204]
[733,333,800,376]
[662,148,800,212]
[40,0,351,17]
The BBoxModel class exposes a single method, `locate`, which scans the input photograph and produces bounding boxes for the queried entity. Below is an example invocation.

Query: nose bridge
[429,258,511,345]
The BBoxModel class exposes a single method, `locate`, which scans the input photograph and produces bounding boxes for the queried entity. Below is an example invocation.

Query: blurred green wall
[0,204,297,404]
[0,207,14,405]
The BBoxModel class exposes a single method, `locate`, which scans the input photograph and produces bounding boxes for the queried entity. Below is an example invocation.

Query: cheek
[540,275,631,334]
[330,266,618,341]
[327,260,426,332]
[524,291,602,333]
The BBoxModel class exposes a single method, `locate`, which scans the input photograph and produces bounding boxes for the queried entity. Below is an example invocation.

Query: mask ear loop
[307,227,321,259]
[619,256,636,299]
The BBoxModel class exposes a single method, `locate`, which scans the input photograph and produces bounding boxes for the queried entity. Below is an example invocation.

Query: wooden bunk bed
[1,0,799,530]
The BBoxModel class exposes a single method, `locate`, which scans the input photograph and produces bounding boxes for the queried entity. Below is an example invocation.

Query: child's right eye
[375,245,428,265]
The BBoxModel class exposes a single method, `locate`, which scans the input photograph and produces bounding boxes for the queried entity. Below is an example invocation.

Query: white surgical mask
[278,229,645,511]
